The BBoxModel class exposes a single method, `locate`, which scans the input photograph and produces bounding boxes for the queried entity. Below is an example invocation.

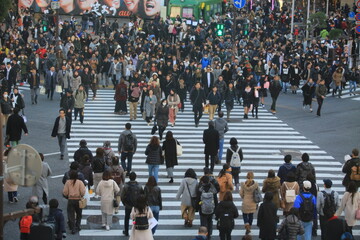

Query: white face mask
[162,102,166,106]
[3,95,8,98]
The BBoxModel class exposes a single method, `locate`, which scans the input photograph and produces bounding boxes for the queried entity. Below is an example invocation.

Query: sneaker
[123,230,129,236]
[310,108,313,112]
[13,197,18,202]
[9,201,14,204]
[102,224,106,229]
[106,225,110,231]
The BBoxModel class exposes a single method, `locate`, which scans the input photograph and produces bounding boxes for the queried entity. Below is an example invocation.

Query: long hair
[146,176,157,189]
[245,171,254,187]
[184,168,197,179]
[218,163,230,178]
[69,170,77,186]
[134,194,147,214]
[347,181,358,205]
[149,136,160,146]
[165,131,174,141]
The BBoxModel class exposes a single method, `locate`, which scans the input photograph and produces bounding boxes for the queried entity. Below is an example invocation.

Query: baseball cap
[303,180,312,190]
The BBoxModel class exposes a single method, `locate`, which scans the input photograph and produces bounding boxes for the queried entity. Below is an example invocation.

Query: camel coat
[332,71,343,87]
[335,192,360,227]
[240,181,259,214]
[217,171,234,201]
[280,181,300,212]
[262,176,281,209]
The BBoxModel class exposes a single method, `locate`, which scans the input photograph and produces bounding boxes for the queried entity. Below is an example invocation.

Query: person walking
[226,138,243,191]
[215,191,238,240]
[145,136,163,182]
[51,109,71,160]
[192,226,208,240]
[224,82,236,121]
[120,172,144,237]
[118,123,137,176]
[60,89,75,121]
[45,66,57,100]
[293,180,317,240]
[280,172,300,216]
[92,148,106,197]
[315,79,327,117]
[269,75,282,114]
[3,148,18,203]
[203,121,219,173]
[96,170,120,231]
[129,194,154,240]
[262,169,281,209]
[331,66,343,98]
[114,78,128,114]
[257,192,278,240]
[144,89,157,125]
[176,168,198,228]
[296,153,316,189]
[277,208,305,240]
[217,164,234,201]
[28,68,40,104]
[207,86,221,121]
[73,85,87,124]
[190,82,206,127]
[277,154,296,184]
[301,78,315,112]
[240,171,259,235]
[62,170,85,234]
[335,181,360,235]
[108,156,125,213]
[214,111,228,162]
[48,199,67,240]
[144,176,162,234]
[1,91,13,128]
[6,107,28,147]
[79,155,94,193]
[167,89,180,127]
[242,84,253,119]
[155,99,169,140]
[162,131,179,183]
[128,82,141,121]
[32,153,52,204]
[73,139,93,163]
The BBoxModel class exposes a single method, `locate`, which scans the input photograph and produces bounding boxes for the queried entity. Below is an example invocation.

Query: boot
[245,224,251,235]
[243,114,246,119]
[187,220,193,227]
[235,183,239,192]
[245,114,248,119]
[184,218,188,227]
[169,177,173,183]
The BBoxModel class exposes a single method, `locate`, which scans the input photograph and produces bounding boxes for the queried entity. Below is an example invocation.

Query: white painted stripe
[43,152,61,156]
[50,174,64,179]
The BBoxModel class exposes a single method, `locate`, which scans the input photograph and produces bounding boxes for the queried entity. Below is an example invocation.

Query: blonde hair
[245,171,254,186]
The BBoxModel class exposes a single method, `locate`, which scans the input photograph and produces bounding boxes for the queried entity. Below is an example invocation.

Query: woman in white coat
[32,153,52,204]
[96,171,120,230]
[335,181,360,235]
[130,194,154,240]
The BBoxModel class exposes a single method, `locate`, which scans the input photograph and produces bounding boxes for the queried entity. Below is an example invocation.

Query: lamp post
[306,0,311,39]
[290,0,295,40]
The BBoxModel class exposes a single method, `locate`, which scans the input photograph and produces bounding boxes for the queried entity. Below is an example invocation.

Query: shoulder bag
[176,139,182,156]
[185,181,198,211]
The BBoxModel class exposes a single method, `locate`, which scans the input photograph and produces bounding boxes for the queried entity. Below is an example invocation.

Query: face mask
[162,102,166,106]
[4,95,8,98]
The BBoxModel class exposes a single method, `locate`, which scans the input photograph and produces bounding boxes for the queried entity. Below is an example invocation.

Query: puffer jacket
[296,162,316,186]
[145,144,162,165]
[240,180,259,213]
[277,214,304,240]
[262,176,281,209]
[217,170,234,201]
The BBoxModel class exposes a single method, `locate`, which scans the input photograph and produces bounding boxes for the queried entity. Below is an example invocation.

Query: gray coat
[144,95,157,117]
[118,129,137,153]
[176,178,198,206]
[57,70,71,89]
[214,117,228,139]
[108,62,122,81]
[32,162,52,198]
[70,75,81,92]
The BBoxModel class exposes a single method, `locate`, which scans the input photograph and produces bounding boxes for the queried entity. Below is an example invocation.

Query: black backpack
[322,190,336,219]
[299,193,314,222]
[125,183,140,207]
[134,207,149,230]
[123,133,134,152]
[216,210,234,230]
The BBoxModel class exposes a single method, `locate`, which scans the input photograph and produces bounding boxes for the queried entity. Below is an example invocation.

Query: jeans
[297,221,312,240]
[30,87,38,104]
[243,213,254,225]
[218,138,225,161]
[57,133,66,156]
[67,199,82,231]
[316,97,324,116]
[74,108,84,123]
[124,207,131,234]
[150,205,160,234]
[270,96,278,111]
[121,152,133,173]
[205,154,215,173]
[283,82,289,93]
[148,164,159,182]
[349,80,357,93]
[200,214,213,237]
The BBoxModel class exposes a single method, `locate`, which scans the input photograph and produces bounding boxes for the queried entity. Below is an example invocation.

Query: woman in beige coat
[167,89,180,127]
[130,194,154,240]
[262,169,281,209]
[279,172,300,216]
[335,181,360,234]
[332,67,344,97]
[96,171,120,230]
[240,171,259,235]
[217,164,234,201]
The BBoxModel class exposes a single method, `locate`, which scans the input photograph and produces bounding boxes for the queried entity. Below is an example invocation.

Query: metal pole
[0,107,4,240]
[306,0,310,39]
[326,0,329,16]
[290,0,295,40]
[55,8,59,44]
[313,0,315,13]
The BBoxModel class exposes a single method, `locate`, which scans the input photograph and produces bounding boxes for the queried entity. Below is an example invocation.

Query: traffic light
[216,24,224,36]
[43,26,48,32]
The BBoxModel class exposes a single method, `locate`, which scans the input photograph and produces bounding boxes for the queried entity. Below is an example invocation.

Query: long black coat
[269,80,282,98]
[162,138,178,168]
[156,105,169,128]
[257,201,278,239]
[203,126,219,155]
[51,116,71,139]
[6,114,28,141]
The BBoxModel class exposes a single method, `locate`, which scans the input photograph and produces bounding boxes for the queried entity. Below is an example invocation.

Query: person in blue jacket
[293,180,317,240]
[277,154,296,184]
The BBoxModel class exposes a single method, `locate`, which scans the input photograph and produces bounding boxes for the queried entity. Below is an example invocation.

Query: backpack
[200,191,215,214]
[20,215,33,233]
[104,151,112,166]
[134,208,149,230]
[125,183,140,207]
[284,182,296,203]
[229,147,241,167]
[112,169,122,185]
[321,190,336,219]
[350,161,360,181]
[299,193,314,222]
[123,133,134,152]
[216,211,234,230]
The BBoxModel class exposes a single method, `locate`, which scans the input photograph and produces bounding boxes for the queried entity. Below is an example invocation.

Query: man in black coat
[60,89,75,121]
[201,66,215,96]
[202,121,219,173]
[342,148,360,188]
[4,63,17,94]
[73,139,93,163]
[6,107,28,146]
[51,109,71,160]
[190,82,206,127]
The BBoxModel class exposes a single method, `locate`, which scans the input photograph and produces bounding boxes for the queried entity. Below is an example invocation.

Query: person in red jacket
[114,78,128,114]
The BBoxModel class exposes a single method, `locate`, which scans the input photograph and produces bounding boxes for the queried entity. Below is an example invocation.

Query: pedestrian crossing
[294,83,360,101]
[65,89,359,239]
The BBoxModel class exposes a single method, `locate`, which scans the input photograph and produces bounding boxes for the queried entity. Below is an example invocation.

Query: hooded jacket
[278,214,305,240]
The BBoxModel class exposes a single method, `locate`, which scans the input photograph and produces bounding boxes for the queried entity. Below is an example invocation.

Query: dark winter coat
[214,200,239,230]
[190,88,206,108]
[73,147,93,163]
[155,105,169,128]
[269,79,282,98]
[60,95,75,111]
[120,181,144,208]
[114,83,127,101]
[145,144,162,165]
[162,138,178,168]
[277,214,304,240]
[51,116,71,139]
[257,200,278,239]
[144,185,162,209]
[277,163,296,184]
[48,208,66,240]
[0,98,13,114]
[262,177,281,209]
[325,217,351,240]
[202,125,219,155]
[207,91,221,105]
[6,113,28,141]
[45,70,58,90]
[79,162,94,188]
[342,157,360,188]
[296,162,316,187]
[92,157,106,173]
[9,93,25,109]
[301,83,315,106]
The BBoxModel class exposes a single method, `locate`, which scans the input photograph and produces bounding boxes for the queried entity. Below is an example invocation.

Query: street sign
[6,144,42,187]
[356,25,360,34]
[349,12,355,18]
[51,1,60,9]
[356,13,360,21]
[234,0,246,9]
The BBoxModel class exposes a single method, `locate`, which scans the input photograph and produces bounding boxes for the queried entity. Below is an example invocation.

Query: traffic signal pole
[0,107,4,240]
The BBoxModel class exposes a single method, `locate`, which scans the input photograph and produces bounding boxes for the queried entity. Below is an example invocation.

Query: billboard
[18,0,164,19]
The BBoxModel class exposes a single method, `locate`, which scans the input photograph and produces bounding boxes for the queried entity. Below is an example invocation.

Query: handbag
[253,187,263,203]
[55,85,62,93]
[79,198,87,209]
[185,182,198,211]
[151,122,158,135]
[177,102,182,109]
[203,104,209,114]
[176,140,182,156]
[113,198,119,208]
[39,86,46,95]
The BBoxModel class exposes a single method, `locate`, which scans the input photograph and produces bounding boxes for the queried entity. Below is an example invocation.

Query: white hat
[303,180,312,190]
